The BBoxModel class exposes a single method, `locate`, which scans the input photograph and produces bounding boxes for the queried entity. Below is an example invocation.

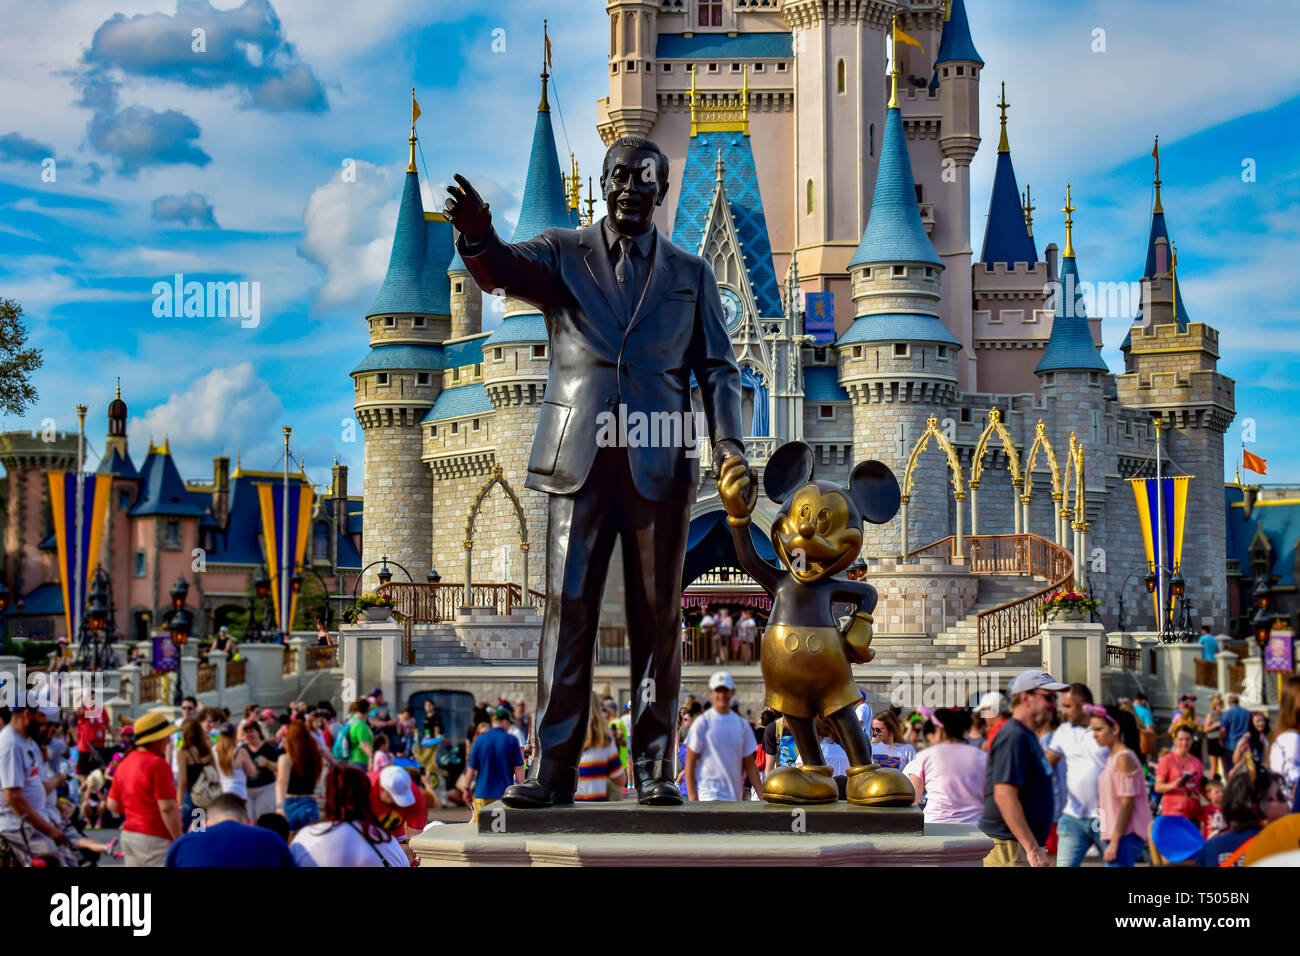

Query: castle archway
[462,465,530,604]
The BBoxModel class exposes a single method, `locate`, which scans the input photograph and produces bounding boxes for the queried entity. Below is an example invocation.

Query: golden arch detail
[898,415,966,559]
[1022,419,1062,502]
[969,407,1022,489]
[901,414,965,502]
[462,464,531,597]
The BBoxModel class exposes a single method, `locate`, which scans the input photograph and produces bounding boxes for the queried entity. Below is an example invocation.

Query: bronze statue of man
[445,137,752,807]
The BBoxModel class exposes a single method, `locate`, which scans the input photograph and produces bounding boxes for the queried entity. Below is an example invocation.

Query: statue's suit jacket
[457,218,744,502]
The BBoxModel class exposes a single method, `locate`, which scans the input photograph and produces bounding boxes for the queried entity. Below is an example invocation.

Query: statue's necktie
[615,236,635,318]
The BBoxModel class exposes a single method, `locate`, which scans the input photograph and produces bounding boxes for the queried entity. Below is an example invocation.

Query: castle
[0,391,362,644]
[352,0,1237,650]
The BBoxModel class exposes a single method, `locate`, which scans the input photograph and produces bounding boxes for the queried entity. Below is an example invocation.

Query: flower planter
[361,607,393,622]
[1061,609,1087,623]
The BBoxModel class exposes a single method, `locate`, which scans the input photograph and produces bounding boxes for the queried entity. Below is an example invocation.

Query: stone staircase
[869,575,1048,669]
[409,626,483,666]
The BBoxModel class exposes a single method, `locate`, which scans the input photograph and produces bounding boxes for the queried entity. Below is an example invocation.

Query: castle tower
[601,1,660,141]
[972,82,1050,396]
[447,245,482,340]
[836,66,960,558]
[1121,135,1191,368]
[353,97,451,588]
[104,380,129,463]
[1035,185,1108,547]
[424,63,566,598]
[782,0,891,333]
[933,0,982,392]
[1116,166,1235,625]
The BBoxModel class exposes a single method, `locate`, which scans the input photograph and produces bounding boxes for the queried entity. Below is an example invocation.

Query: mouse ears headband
[763,440,901,525]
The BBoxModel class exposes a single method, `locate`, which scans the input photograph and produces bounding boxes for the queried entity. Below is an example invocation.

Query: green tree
[0,299,43,415]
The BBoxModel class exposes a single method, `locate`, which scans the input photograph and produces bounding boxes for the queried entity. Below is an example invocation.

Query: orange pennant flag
[1243,449,1267,475]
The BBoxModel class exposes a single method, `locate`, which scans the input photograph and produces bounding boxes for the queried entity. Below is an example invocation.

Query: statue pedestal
[409,802,990,867]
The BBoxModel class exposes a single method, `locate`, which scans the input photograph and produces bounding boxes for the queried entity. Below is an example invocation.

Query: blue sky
[0,0,1296,490]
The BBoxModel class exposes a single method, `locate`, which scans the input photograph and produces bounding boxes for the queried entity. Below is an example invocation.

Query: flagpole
[1154,416,1166,635]
[282,426,291,638]
[75,404,87,645]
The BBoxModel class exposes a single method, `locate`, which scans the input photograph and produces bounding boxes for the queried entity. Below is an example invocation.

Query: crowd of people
[3,666,1298,868]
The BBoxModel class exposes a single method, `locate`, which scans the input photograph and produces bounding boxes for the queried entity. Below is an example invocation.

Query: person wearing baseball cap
[106,711,182,866]
[978,669,1067,868]
[683,673,761,802]
[0,703,75,865]
[367,763,427,849]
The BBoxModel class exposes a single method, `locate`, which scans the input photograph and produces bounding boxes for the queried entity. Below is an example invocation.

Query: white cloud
[128,362,284,473]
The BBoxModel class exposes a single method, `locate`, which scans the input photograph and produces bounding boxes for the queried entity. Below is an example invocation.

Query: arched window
[314,521,329,561]
[806,179,814,215]
[837,59,846,95]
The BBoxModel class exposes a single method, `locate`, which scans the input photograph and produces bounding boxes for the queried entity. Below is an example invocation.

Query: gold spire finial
[1152,134,1163,214]
[1062,183,1077,259]
[539,19,551,112]
[1022,184,1035,237]
[997,82,1010,153]
[888,14,901,109]
[583,176,596,226]
[408,88,422,173]
[715,147,726,185]
[115,378,121,400]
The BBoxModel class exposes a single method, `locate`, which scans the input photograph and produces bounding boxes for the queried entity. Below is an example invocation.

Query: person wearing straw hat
[106,712,182,866]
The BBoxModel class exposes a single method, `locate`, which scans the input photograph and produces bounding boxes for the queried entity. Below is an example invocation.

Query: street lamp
[847,557,868,582]
[1170,571,1186,599]
[1144,570,1158,594]
[427,569,441,584]
[167,576,192,706]
[377,557,393,587]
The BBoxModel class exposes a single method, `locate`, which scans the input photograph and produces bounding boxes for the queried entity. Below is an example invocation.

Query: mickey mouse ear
[764,441,814,504]
[850,460,901,525]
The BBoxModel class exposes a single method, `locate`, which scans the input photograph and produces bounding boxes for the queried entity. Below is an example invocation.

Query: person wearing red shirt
[107,712,181,866]
[74,699,108,775]
[1155,725,1204,821]
[368,765,427,854]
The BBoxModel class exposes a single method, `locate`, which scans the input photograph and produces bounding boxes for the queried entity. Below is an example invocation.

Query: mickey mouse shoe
[846,763,915,807]
[762,764,838,805]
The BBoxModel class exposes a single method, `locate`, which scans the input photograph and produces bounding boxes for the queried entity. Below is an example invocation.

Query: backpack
[332,719,353,762]
[187,751,222,809]
[774,718,798,768]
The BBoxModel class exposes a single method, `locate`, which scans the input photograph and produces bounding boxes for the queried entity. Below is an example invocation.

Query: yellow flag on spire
[894,23,924,54]
[545,33,553,69]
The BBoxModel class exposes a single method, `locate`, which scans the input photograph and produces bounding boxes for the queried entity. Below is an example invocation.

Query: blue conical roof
[1123,208,1190,350]
[1036,254,1107,374]
[367,171,453,317]
[131,447,207,517]
[936,0,983,65]
[980,151,1037,266]
[512,105,578,242]
[850,107,940,268]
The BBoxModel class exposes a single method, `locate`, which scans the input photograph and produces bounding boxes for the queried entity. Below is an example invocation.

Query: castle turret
[598,2,659,141]
[972,83,1050,396]
[1121,135,1191,367]
[1117,167,1235,625]
[353,95,450,587]
[836,65,960,557]
[933,0,983,391]
[447,245,482,340]
[424,62,564,598]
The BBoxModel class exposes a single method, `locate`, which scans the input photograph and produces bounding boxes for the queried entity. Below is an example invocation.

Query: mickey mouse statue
[718,441,914,806]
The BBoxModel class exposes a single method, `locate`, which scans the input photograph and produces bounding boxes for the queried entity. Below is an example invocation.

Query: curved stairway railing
[376,582,545,664]
[905,533,1075,662]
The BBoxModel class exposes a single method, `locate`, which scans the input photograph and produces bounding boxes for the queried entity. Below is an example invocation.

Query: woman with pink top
[1088,704,1152,867]
[903,707,987,825]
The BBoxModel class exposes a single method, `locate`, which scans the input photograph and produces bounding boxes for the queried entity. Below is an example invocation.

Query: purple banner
[1265,631,1294,673]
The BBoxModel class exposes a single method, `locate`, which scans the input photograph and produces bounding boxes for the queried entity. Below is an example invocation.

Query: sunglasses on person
[1031,690,1058,704]
[870,725,885,736]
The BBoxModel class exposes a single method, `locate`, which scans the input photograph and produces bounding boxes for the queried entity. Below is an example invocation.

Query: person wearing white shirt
[854,689,874,741]
[1045,683,1110,867]
[684,672,762,801]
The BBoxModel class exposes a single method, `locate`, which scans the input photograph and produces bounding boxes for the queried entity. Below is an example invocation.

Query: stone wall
[361,422,432,589]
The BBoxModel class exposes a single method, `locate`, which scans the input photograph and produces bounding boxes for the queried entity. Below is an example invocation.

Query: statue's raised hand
[444,173,493,242]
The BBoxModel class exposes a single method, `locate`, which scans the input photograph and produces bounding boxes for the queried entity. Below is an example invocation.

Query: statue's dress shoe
[500,779,573,809]
[637,778,684,806]
[845,763,914,807]
[761,764,838,805]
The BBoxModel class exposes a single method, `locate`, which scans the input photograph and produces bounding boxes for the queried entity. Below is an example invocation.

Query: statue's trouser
[530,445,691,794]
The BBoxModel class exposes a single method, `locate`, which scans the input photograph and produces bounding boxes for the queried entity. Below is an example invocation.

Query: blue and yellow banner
[256,481,314,631]
[46,471,113,640]
[805,291,835,345]
[1128,475,1191,621]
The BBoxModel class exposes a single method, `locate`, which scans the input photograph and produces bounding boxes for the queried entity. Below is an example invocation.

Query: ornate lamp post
[167,575,192,706]
[1251,575,1274,659]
